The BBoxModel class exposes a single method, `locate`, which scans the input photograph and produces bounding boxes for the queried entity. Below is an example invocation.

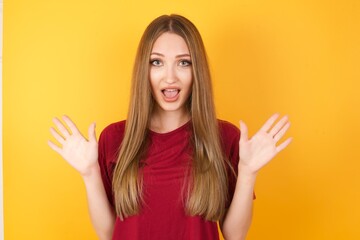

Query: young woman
[48,14,292,240]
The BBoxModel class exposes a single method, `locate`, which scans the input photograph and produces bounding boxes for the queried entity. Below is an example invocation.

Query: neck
[150,107,190,133]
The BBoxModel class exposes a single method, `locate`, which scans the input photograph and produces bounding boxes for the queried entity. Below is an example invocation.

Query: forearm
[82,165,115,240]
[221,167,256,240]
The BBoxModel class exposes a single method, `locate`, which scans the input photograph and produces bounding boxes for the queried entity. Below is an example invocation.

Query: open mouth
[162,89,180,99]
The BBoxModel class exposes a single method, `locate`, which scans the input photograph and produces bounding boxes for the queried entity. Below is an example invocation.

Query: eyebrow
[150,52,191,58]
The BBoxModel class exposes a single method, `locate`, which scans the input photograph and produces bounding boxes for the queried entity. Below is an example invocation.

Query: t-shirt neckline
[148,120,192,137]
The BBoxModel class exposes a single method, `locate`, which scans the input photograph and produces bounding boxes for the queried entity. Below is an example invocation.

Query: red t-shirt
[98,120,241,240]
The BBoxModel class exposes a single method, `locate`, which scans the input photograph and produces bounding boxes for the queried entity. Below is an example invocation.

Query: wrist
[81,164,101,181]
[237,165,257,184]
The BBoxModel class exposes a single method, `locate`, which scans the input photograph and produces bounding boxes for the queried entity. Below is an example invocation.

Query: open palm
[239,113,292,174]
[48,116,98,177]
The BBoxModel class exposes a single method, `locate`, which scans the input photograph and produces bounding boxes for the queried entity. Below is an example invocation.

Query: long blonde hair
[112,14,230,221]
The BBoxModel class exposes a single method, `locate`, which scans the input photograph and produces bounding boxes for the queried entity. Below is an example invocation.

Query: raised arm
[48,115,115,240]
[221,113,292,240]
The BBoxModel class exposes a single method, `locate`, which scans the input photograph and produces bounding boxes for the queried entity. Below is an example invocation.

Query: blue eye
[150,59,162,66]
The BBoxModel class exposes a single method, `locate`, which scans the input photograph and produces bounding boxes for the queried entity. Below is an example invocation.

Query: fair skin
[48,32,292,240]
[221,114,292,240]
[149,32,193,132]
[48,116,115,240]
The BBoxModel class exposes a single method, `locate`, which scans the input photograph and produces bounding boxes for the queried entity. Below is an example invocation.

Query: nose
[164,64,177,84]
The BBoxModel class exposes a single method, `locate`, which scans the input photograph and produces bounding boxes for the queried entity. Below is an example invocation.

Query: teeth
[163,89,178,92]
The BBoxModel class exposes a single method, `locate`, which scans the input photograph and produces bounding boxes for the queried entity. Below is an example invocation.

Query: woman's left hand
[238,113,292,175]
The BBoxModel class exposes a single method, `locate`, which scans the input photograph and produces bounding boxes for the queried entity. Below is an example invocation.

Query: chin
[156,102,187,113]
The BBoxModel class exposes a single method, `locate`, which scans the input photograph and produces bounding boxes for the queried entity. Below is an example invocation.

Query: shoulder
[98,120,126,146]
[217,119,240,156]
[100,120,126,137]
[98,120,126,165]
[217,119,240,140]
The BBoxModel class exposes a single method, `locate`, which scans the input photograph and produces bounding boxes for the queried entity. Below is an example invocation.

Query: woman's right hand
[48,115,99,177]
[48,116,116,238]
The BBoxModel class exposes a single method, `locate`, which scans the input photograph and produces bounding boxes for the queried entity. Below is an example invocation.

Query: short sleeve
[97,121,126,207]
[224,123,241,208]
[98,130,115,207]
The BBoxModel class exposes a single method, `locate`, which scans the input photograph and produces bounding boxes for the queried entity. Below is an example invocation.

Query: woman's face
[149,32,193,115]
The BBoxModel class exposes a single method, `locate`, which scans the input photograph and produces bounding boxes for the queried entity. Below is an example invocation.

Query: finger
[258,113,280,133]
[269,115,288,137]
[48,140,63,155]
[276,137,293,153]
[53,117,71,138]
[50,127,65,144]
[62,115,81,136]
[88,122,97,143]
[239,120,248,143]
[274,122,291,142]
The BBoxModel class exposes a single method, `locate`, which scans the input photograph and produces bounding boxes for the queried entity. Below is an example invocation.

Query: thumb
[88,122,97,143]
[239,120,248,143]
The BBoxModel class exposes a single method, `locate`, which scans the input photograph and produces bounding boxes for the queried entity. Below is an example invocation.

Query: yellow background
[3,0,360,239]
